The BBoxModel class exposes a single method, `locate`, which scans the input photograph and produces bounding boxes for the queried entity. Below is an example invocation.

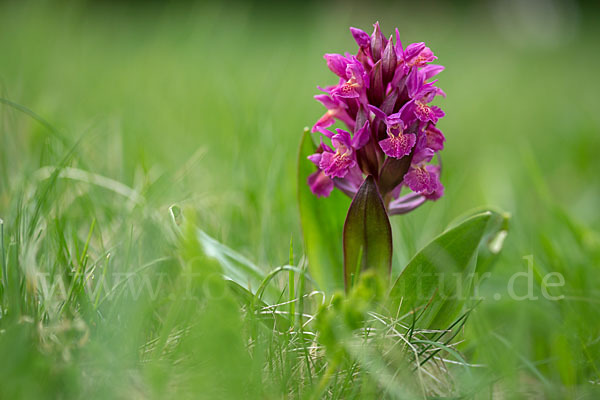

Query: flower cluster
[307,23,446,214]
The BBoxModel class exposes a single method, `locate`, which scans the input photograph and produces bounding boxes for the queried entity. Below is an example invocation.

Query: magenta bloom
[410,84,445,124]
[368,105,416,159]
[330,57,369,100]
[307,22,446,214]
[404,164,441,196]
[319,129,357,178]
[401,42,437,73]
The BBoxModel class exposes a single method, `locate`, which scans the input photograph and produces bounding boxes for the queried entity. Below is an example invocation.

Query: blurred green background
[1,0,599,398]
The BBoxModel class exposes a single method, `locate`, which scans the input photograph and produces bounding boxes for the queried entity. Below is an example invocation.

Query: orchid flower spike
[308,23,446,214]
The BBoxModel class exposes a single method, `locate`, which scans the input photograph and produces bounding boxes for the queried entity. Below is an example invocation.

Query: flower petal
[388,192,427,215]
[403,42,426,62]
[405,42,426,54]
[412,145,435,164]
[314,94,339,109]
[421,64,445,81]
[379,133,416,159]
[324,53,350,79]
[351,120,370,149]
[320,152,356,178]
[316,126,335,139]
[308,170,334,197]
[350,27,371,49]
[424,124,445,152]
[414,102,445,124]
[307,153,322,166]
[367,104,387,121]
[312,112,335,133]
[333,129,353,149]
[394,28,404,58]
[404,165,440,194]
[407,67,423,98]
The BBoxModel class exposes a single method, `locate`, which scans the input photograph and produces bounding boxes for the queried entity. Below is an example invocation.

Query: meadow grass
[1,1,600,398]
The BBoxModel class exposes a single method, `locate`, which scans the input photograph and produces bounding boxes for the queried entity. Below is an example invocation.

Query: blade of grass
[289,236,295,328]
[63,219,96,310]
[411,339,471,374]
[1,218,6,293]
[297,256,314,386]
[417,311,471,368]
[94,253,111,310]
[0,97,69,146]
[492,332,551,387]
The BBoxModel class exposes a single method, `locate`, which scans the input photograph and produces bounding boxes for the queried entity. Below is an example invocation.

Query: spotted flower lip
[317,129,357,178]
[368,105,416,159]
[409,83,445,124]
[307,22,447,213]
[404,164,441,195]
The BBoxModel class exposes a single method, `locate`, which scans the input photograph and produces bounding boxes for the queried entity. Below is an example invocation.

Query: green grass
[1,1,600,398]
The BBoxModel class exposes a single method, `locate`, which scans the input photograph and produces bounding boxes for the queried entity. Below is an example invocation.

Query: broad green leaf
[343,175,392,290]
[297,129,349,294]
[193,228,281,302]
[170,206,280,304]
[387,210,508,329]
